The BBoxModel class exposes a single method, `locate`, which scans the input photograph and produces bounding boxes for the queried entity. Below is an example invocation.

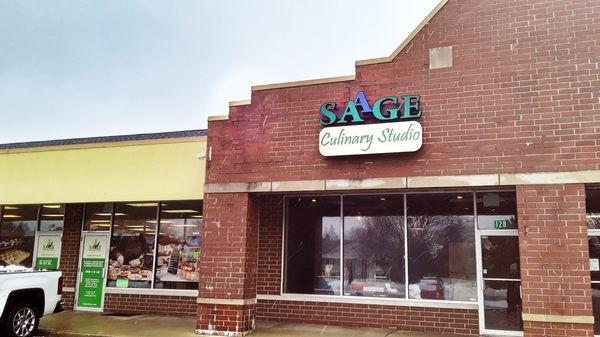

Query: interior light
[457,195,464,199]
[90,220,111,223]
[311,199,317,203]
[380,197,386,201]
[42,214,64,217]
[125,203,157,207]
[162,209,199,214]
[146,220,175,224]
[171,224,197,227]
[94,213,126,216]
[191,215,203,218]
[3,206,18,210]
[588,214,600,218]
[2,215,22,219]
[43,205,62,209]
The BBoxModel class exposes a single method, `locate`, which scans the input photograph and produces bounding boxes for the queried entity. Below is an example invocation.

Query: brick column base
[196,303,255,336]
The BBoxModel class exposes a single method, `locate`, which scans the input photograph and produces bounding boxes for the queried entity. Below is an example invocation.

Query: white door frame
[74,231,111,312]
[476,229,523,336]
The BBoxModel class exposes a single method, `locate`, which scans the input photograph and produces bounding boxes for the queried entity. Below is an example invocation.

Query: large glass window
[83,203,113,231]
[155,201,202,290]
[477,192,517,230]
[407,193,477,302]
[283,192,480,303]
[107,203,157,289]
[284,196,341,295]
[343,195,405,298]
[39,204,64,232]
[0,205,38,267]
[83,200,202,291]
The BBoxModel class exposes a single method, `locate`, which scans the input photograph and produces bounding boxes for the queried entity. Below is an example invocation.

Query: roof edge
[251,75,355,92]
[0,129,207,152]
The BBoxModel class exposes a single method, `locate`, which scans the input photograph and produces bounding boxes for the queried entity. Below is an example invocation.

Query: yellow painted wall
[0,139,206,204]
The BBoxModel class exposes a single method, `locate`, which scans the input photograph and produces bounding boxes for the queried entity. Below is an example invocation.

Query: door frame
[476,229,523,336]
[74,231,111,312]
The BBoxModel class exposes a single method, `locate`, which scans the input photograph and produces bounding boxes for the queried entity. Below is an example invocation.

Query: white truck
[0,266,63,337]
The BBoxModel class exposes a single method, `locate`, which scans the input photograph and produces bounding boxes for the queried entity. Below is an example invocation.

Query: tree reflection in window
[344,195,405,298]
[407,194,477,302]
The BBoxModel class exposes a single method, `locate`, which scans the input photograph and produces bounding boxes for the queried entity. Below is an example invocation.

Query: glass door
[478,233,523,335]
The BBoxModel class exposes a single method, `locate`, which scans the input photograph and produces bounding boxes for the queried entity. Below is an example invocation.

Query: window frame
[281,189,515,306]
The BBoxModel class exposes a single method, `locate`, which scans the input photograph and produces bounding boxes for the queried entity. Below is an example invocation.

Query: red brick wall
[257,195,283,295]
[104,293,197,317]
[60,204,84,293]
[206,0,600,185]
[204,0,600,335]
[256,300,478,335]
[517,184,593,337]
[197,193,259,332]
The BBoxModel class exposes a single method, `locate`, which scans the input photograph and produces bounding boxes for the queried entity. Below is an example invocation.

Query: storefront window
[284,196,341,295]
[39,204,64,232]
[477,192,517,230]
[407,193,477,302]
[83,203,113,231]
[587,188,600,334]
[107,203,157,288]
[588,189,600,229]
[155,201,201,290]
[343,195,405,298]
[0,205,38,267]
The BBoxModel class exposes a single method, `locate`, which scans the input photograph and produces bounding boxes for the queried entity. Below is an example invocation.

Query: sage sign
[318,92,423,157]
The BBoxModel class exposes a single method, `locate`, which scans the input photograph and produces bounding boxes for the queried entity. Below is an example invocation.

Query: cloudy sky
[0,0,439,143]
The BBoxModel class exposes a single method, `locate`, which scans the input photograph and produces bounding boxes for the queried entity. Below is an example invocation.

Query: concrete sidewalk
[39,311,470,337]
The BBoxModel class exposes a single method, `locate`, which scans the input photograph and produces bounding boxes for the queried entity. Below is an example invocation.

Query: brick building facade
[199,0,600,336]
[0,0,599,336]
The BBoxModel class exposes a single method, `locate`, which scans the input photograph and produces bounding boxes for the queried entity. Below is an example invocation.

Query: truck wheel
[2,302,39,337]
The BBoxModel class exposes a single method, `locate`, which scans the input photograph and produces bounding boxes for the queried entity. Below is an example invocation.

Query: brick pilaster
[60,203,84,309]
[197,193,259,335]
[517,184,594,337]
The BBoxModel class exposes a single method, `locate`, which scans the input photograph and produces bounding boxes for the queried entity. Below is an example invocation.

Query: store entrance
[75,232,110,312]
[478,232,523,335]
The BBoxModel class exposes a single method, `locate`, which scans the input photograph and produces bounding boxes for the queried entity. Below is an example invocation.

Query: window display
[0,205,38,267]
[155,201,202,290]
[343,195,405,298]
[407,193,477,302]
[284,196,341,295]
[107,203,157,289]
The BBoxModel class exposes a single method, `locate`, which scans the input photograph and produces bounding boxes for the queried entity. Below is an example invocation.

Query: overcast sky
[0,0,439,143]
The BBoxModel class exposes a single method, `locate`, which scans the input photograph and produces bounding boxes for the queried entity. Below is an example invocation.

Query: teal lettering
[373,96,399,121]
[337,101,364,124]
[320,102,337,125]
[401,95,422,119]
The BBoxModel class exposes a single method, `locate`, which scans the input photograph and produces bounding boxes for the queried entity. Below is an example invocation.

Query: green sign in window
[494,219,509,229]
[34,235,61,270]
